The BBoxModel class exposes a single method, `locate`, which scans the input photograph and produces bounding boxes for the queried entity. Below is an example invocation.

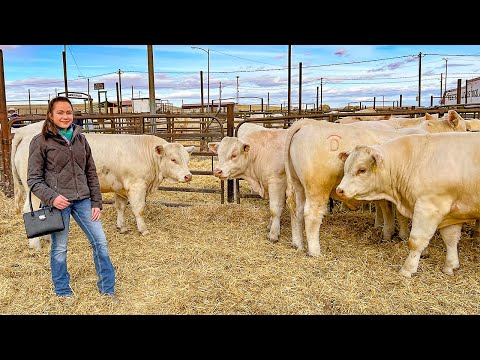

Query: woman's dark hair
[42,96,73,137]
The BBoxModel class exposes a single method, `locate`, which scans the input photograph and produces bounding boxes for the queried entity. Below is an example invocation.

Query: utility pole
[440,73,443,103]
[63,45,68,97]
[87,78,93,113]
[418,52,422,107]
[298,62,302,114]
[147,45,156,116]
[219,81,222,112]
[320,78,323,113]
[236,76,239,112]
[316,86,319,111]
[288,45,291,115]
[443,58,448,95]
[191,46,210,112]
[118,69,123,113]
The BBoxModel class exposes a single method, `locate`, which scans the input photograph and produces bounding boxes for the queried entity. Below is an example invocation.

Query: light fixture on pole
[191,46,210,112]
[442,58,448,95]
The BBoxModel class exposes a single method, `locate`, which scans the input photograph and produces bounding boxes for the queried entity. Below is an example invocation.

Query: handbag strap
[28,181,46,215]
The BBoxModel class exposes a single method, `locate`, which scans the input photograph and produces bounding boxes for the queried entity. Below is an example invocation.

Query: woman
[27,96,116,299]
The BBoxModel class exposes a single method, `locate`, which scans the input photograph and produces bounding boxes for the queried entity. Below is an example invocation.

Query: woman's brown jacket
[26,124,102,209]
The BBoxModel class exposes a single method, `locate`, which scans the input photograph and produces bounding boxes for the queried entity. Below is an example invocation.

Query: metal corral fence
[3,105,480,205]
[1,111,226,204]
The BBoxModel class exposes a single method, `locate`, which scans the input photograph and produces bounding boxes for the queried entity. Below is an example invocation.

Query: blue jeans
[50,198,115,296]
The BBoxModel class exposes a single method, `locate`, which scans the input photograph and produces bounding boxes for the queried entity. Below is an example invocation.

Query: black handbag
[23,188,65,238]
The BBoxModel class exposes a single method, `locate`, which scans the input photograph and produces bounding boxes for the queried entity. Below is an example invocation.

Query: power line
[67,45,84,78]
[209,48,280,66]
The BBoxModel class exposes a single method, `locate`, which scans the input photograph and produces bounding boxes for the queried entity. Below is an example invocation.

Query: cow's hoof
[399,268,412,278]
[292,245,304,252]
[118,227,128,234]
[383,234,393,242]
[268,238,279,243]
[398,231,409,241]
[442,267,454,275]
[141,230,150,236]
[420,248,429,258]
[28,238,41,250]
[307,250,321,257]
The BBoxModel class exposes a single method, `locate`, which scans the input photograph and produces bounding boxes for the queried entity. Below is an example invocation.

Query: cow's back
[84,134,167,194]
[242,128,288,179]
[379,133,480,226]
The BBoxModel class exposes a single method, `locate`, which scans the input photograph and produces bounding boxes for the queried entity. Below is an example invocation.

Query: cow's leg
[304,194,329,257]
[395,207,428,257]
[287,179,305,251]
[473,219,480,240]
[374,201,383,227]
[399,200,445,278]
[378,200,394,241]
[114,194,129,233]
[396,210,410,241]
[439,224,462,275]
[267,182,286,243]
[128,187,149,235]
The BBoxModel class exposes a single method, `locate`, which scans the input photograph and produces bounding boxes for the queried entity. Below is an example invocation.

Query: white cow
[208,124,288,242]
[284,111,467,257]
[12,122,194,249]
[336,132,480,277]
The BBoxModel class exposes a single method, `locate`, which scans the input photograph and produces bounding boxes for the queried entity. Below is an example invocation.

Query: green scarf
[58,126,73,142]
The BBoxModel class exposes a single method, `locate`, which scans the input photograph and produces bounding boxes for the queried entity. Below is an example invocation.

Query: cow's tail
[284,119,319,216]
[11,134,25,214]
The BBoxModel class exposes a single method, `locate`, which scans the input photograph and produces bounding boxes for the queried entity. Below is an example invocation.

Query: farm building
[131,98,173,113]
[443,76,480,105]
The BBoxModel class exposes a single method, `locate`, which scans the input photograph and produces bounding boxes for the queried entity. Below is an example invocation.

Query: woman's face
[50,101,73,129]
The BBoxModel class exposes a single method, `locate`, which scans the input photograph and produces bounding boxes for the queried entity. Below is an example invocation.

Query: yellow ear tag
[244,151,247,159]
[372,164,377,173]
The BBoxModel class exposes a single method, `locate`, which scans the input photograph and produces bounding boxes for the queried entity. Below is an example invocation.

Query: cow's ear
[371,148,384,167]
[155,145,165,156]
[185,146,195,154]
[447,110,460,128]
[243,144,250,153]
[425,112,432,120]
[338,151,350,162]
[208,142,220,154]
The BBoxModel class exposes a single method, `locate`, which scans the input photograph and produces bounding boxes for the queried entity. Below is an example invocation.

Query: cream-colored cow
[209,124,288,242]
[12,121,194,249]
[284,111,467,257]
[336,132,480,277]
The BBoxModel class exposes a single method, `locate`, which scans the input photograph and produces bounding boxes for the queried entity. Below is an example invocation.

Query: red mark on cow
[327,135,341,151]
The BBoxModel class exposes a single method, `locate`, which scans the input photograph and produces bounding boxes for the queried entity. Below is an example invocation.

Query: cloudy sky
[1,44,480,109]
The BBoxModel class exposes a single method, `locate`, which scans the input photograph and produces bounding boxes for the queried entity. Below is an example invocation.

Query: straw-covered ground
[1,156,480,315]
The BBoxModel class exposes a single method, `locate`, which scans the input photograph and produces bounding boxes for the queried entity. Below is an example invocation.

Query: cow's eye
[171,158,177,163]
[231,154,237,159]
[357,168,366,175]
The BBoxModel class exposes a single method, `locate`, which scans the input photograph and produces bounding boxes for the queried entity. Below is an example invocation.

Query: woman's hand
[52,195,71,210]
[91,207,101,221]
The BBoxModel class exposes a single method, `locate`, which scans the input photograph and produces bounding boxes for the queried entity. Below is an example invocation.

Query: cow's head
[336,145,383,201]
[156,143,194,183]
[208,137,250,180]
[425,110,466,133]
